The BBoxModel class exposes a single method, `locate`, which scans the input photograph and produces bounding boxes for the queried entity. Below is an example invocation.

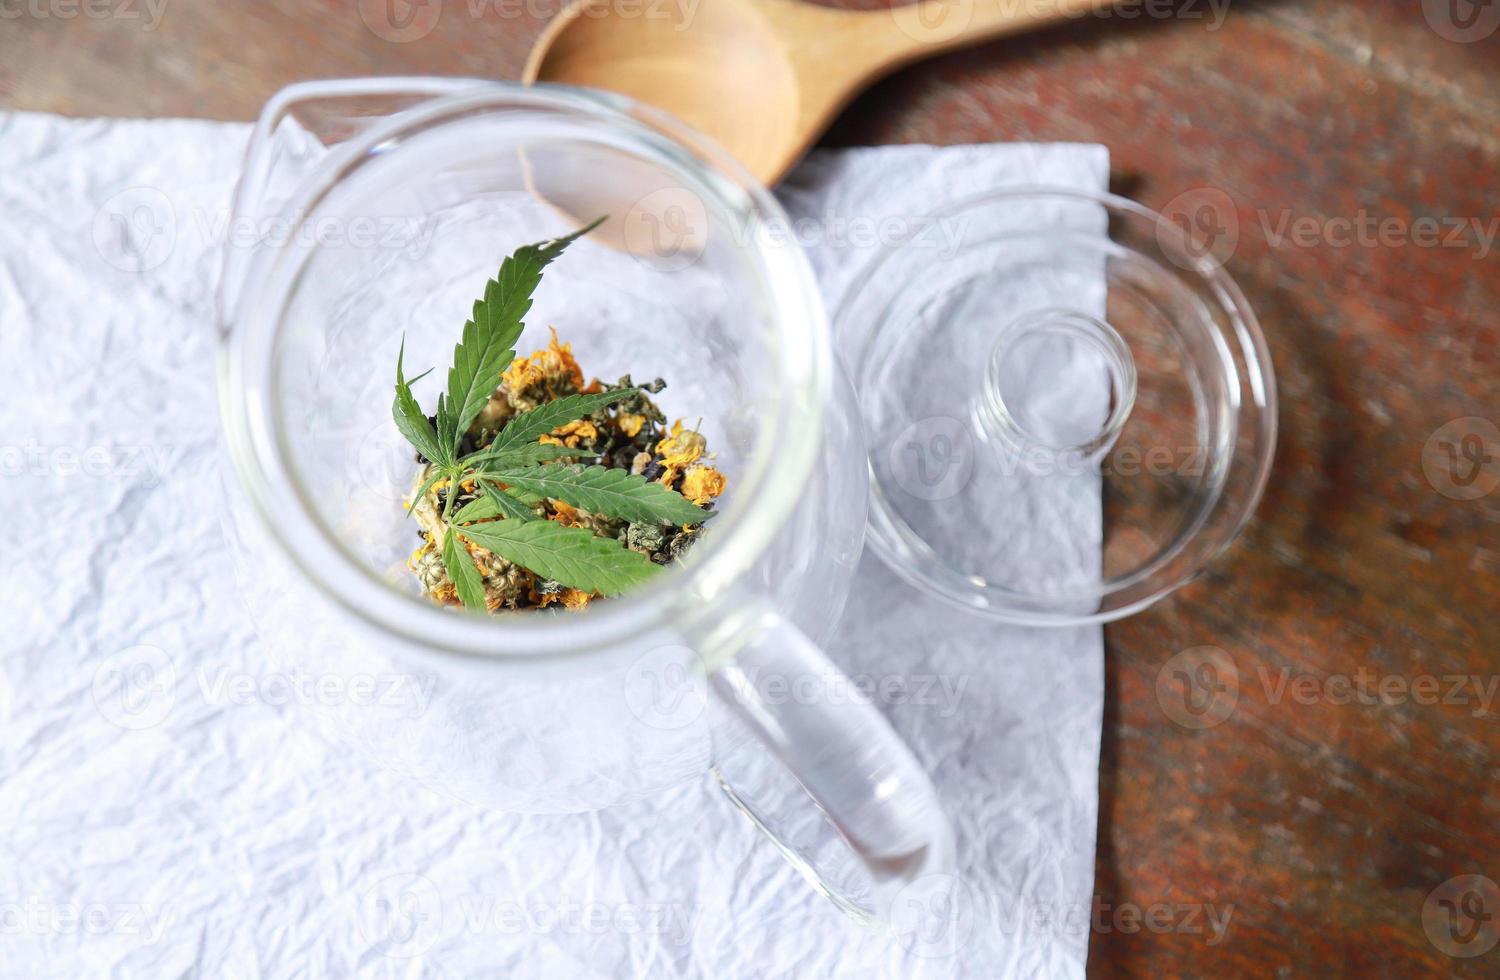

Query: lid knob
[974,307,1138,475]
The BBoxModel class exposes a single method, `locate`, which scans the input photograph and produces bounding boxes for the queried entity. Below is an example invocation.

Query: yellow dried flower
[655,420,709,485]
[501,327,585,405]
[680,465,727,505]
[656,420,706,466]
[551,418,598,448]
[549,500,585,528]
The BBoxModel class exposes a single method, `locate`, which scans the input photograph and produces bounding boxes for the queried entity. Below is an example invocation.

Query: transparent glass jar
[216,78,951,922]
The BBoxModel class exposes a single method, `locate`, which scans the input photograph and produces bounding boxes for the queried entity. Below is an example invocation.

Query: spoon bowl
[525,0,1121,185]
[525,0,802,181]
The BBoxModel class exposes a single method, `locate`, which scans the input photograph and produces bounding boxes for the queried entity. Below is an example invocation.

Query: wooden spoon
[523,0,1116,185]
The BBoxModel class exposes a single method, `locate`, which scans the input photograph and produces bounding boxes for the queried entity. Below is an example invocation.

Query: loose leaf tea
[392,219,726,613]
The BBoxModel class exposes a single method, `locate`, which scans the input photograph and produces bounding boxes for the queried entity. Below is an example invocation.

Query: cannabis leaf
[484,463,712,527]
[450,480,537,524]
[405,470,446,516]
[441,525,488,611]
[485,389,635,454]
[440,217,606,454]
[393,217,717,612]
[461,441,598,469]
[393,337,449,467]
[479,480,542,522]
[451,493,504,525]
[455,520,659,596]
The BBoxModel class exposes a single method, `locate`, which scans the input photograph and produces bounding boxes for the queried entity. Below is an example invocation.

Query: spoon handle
[851,0,1119,71]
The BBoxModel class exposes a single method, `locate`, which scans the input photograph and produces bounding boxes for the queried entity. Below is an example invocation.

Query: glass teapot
[215,77,953,923]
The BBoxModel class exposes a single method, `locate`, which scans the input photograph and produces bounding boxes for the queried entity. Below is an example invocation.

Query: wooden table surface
[5,0,1496,974]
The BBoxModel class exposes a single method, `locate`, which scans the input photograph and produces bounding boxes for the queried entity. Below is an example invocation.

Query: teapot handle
[702,599,954,925]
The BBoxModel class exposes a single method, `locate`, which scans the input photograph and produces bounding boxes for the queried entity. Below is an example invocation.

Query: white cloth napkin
[0,110,1106,978]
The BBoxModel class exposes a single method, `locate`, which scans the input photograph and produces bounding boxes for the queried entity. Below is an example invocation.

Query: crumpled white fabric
[0,110,1106,978]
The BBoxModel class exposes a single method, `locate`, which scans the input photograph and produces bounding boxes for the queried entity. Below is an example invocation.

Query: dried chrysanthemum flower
[654,419,712,487]
[500,327,585,411]
[680,465,727,506]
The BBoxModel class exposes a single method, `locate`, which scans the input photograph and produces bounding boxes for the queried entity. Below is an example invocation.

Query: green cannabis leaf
[478,479,542,523]
[451,492,506,525]
[485,389,634,454]
[486,463,712,527]
[441,525,488,611]
[405,470,447,516]
[393,216,714,612]
[451,480,537,525]
[456,519,660,596]
[461,441,598,469]
[393,338,449,468]
[440,216,606,455]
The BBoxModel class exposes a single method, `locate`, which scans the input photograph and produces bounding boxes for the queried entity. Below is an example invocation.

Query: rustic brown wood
[4,0,1496,974]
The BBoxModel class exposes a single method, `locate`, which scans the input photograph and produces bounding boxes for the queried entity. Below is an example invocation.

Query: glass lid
[837,188,1276,626]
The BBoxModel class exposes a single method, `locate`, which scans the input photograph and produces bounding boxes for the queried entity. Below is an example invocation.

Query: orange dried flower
[551,418,598,448]
[655,419,708,485]
[501,327,584,398]
[680,465,727,505]
[549,500,585,528]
